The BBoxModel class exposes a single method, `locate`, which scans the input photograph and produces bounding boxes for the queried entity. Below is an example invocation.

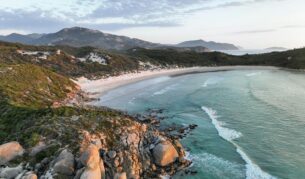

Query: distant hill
[265,47,288,51]
[0,27,243,51]
[176,39,239,50]
[154,46,210,53]
[0,33,42,44]
[34,27,159,50]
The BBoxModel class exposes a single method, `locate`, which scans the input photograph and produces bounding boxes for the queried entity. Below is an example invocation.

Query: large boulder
[53,149,75,176]
[80,144,105,179]
[153,141,179,166]
[0,141,24,165]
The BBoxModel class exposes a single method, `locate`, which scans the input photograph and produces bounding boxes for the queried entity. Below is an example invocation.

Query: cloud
[184,0,285,13]
[0,10,71,33]
[234,29,277,34]
[0,0,288,33]
[280,25,305,29]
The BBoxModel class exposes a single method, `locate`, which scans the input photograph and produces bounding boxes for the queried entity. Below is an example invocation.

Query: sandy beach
[75,66,278,98]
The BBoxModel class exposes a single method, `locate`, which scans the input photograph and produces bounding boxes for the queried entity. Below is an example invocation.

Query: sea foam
[202,77,223,87]
[246,72,262,77]
[153,84,177,96]
[201,106,242,141]
[236,148,277,179]
[201,106,277,179]
[188,151,245,179]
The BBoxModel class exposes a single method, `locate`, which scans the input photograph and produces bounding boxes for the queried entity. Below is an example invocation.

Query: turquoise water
[95,69,305,179]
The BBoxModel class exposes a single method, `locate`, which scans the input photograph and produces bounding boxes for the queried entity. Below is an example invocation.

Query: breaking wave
[187,151,245,179]
[201,106,277,179]
[153,84,178,96]
[201,106,242,141]
[202,77,223,87]
[246,72,262,77]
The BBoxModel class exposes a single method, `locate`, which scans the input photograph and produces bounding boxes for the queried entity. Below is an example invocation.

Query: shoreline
[75,66,278,98]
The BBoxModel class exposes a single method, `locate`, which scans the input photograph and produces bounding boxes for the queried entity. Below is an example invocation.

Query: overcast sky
[0,0,304,49]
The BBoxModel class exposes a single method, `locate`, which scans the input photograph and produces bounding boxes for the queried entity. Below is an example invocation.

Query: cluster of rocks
[0,119,192,179]
[0,142,37,179]
[136,108,199,140]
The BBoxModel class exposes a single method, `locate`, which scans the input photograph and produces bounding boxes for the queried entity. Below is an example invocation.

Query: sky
[0,0,305,49]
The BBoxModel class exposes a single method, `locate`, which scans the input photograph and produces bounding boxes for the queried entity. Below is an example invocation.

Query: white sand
[75,66,278,98]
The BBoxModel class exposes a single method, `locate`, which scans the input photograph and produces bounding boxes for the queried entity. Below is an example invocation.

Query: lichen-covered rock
[53,149,75,175]
[153,141,179,166]
[0,141,24,165]
[0,165,23,179]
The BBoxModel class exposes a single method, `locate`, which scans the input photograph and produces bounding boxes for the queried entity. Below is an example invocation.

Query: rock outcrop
[0,141,24,165]
[0,109,192,179]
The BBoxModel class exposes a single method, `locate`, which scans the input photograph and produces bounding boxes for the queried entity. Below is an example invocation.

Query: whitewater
[201,106,276,179]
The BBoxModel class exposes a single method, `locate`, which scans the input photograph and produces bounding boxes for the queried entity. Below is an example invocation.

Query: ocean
[94,69,305,179]
[219,49,287,56]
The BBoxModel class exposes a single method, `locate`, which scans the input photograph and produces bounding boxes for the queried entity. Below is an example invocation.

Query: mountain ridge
[0,27,240,51]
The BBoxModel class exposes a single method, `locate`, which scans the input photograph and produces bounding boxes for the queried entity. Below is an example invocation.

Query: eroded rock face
[53,149,75,175]
[153,141,179,166]
[114,172,127,179]
[80,145,100,169]
[0,141,24,165]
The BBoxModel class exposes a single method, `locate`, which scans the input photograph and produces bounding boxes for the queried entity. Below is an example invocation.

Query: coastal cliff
[0,57,191,178]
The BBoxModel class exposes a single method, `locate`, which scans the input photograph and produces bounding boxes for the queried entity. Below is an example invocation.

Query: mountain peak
[60,27,101,34]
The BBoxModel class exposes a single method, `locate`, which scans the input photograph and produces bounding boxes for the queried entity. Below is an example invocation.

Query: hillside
[0,64,78,109]
[0,41,140,79]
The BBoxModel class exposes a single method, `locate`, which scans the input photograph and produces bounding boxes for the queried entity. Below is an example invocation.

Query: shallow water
[96,69,305,179]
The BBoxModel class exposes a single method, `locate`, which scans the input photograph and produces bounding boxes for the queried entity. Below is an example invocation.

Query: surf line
[201,106,277,179]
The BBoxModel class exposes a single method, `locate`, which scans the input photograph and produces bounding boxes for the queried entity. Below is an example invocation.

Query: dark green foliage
[127,47,305,69]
